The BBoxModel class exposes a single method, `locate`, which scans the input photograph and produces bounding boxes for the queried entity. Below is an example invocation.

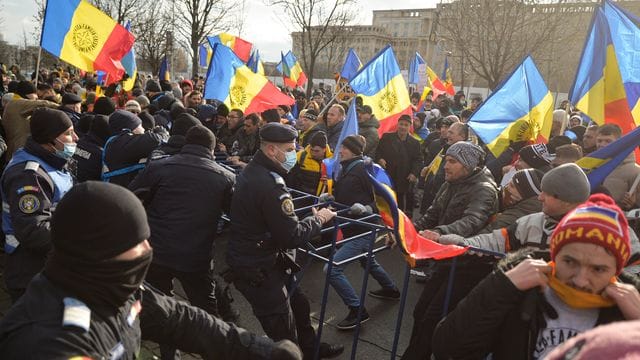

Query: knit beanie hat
[217,103,230,117]
[541,163,590,204]
[342,134,365,155]
[550,194,630,274]
[125,100,141,113]
[16,80,36,99]
[185,124,216,150]
[309,132,327,148]
[145,79,161,93]
[30,108,73,144]
[109,109,142,134]
[196,104,217,122]
[51,181,150,261]
[138,111,155,131]
[89,114,111,144]
[511,169,544,199]
[303,109,318,121]
[519,144,553,169]
[445,141,485,172]
[93,97,116,116]
[136,95,150,109]
[171,113,202,136]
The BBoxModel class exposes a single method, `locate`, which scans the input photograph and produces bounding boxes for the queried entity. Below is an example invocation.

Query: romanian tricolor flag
[576,125,640,191]
[364,162,468,267]
[247,50,265,76]
[40,0,134,83]
[158,56,170,81]
[281,51,308,88]
[203,44,294,114]
[207,33,252,63]
[442,57,455,96]
[570,0,640,136]
[426,66,447,99]
[468,56,553,158]
[349,45,412,136]
[121,21,137,92]
[340,48,363,81]
[199,43,212,68]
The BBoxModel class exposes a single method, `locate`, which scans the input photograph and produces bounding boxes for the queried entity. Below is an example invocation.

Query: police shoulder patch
[281,198,295,216]
[18,194,40,214]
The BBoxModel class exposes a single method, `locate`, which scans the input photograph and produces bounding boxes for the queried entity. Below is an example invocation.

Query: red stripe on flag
[93,25,134,83]
[246,81,295,114]
[605,98,636,134]
[377,106,413,136]
[233,38,253,63]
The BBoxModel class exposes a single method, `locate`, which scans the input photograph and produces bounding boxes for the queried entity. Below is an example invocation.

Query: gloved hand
[438,234,466,245]
[270,340,303,360]
[317,193,334,203]
[349,203,373,216]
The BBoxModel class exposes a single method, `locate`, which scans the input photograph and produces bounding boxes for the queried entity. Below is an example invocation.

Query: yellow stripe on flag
[359,73,411,122]
[59,1,117,72]
[224,67,268,112]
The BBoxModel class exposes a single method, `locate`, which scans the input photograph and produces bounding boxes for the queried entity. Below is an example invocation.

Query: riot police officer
[1,107,76,302]
[227,122,343,359]
[0,181,301,359]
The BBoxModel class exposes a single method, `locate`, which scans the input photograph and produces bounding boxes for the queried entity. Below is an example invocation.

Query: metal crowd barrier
[214,154,508,359]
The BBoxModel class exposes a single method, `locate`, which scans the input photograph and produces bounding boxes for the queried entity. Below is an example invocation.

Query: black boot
[336,306,370,330]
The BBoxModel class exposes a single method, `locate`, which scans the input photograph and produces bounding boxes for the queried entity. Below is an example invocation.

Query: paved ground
[0,231,425,359]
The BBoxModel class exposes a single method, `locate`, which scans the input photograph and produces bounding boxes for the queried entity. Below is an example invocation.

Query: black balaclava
[44,181,152,309]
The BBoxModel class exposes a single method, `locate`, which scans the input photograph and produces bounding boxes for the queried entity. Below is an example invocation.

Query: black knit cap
[30,108,73,144]
[138,111,155,131]
[309,132,327,148]
[217,103,230,117]
[342,134,365,155]
[61,93,82,105]
[171,113,202,136]
[51,181,150,262]
[90,114,111,144]
[109,109,142,134]
[16,80,36,98]
[93,97,116,116]
[145,79,161,93]
[511,168,544,199]
[185,124,216,150]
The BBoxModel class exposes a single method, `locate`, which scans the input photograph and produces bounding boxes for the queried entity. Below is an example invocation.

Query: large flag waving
[281,51,308,88]
[570,1,640,136]
[204,44,294,114]
[349,45,412,136]
[468,56,553,158]
[207,33,252,63]
[41,0,134,83]
[576,126,640,191]
[409,52,425,85]
[121,21,137,91]
[322,100,359,180]
[340,48,363,81]
[364,162,468,267]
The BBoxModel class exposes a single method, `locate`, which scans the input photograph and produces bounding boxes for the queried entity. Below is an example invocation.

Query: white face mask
[276,146,297,172]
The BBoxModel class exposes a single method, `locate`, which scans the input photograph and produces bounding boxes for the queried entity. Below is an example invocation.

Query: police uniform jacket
[227,149,323,269]
[129,144,235,273]
[0,274,276,359]
[73,133,104,182]
[103,130,166,187]
[1,138,73,291]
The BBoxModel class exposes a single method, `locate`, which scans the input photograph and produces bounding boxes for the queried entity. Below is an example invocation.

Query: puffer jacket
[415,167,498,237]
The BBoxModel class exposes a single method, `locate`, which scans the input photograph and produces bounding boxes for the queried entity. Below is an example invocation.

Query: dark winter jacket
[415,167,498,237]
[327,121,344,151]
[432,249,640,360]
[479,196,542,234]
[358,116,380,158]
[375,132,422,193]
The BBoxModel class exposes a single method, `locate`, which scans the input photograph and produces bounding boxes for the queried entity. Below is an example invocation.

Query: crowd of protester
[0,63,639,359]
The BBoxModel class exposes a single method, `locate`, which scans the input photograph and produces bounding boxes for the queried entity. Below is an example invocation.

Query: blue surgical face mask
[55,139,77,160]
[278,147,297,172]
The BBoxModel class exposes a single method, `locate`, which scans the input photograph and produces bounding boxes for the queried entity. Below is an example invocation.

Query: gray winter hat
[445,141,485,172]
[540,163,590,203]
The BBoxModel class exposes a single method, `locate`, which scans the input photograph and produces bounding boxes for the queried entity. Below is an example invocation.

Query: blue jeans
[324,234,396,307]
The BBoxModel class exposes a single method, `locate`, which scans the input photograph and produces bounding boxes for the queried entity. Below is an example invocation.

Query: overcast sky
[2,0,438,62]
